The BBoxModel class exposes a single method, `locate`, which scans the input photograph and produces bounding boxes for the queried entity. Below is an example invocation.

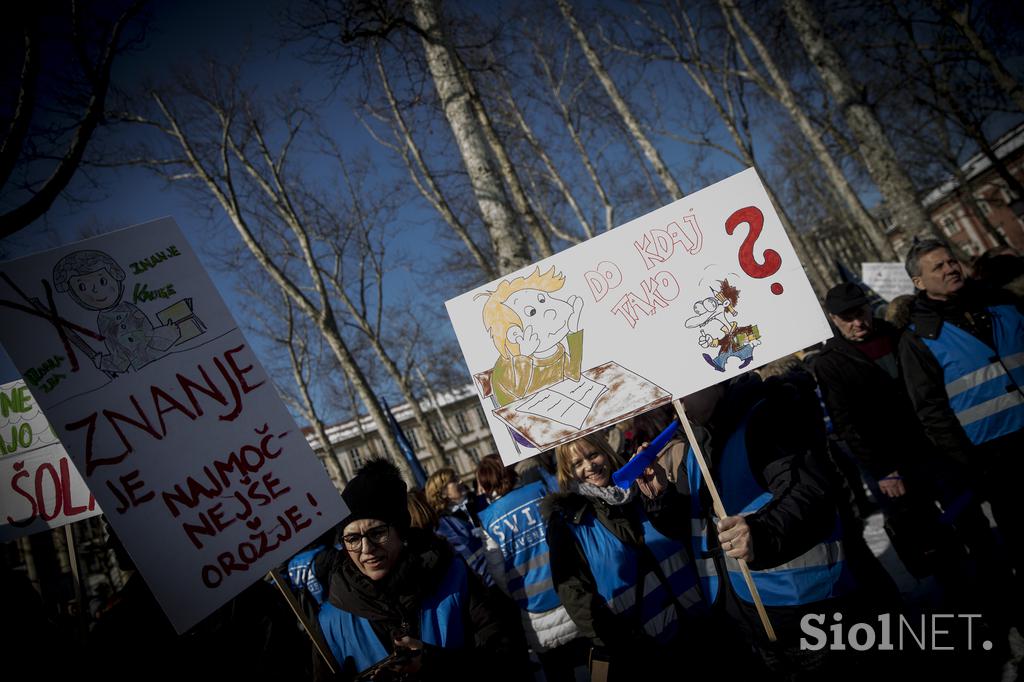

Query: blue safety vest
[318,556,469,673]
[478,479,559,612]
[568,504,704,643]
[916,304,1024,446]
[687,404,854,607]
[287,545,337,605]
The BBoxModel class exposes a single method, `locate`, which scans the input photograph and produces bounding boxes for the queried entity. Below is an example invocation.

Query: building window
[454,411,470,434]
[474,404,487,427]
[977,199,991,215]
[466,445,479,462]
[406,426,421,449]
[429,419,448,441]
[942,217,958,237]
[350,446,364,469]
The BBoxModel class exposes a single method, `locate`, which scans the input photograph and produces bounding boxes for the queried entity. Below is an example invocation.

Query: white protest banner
[0,379,101,542]
[861,262,915,302]
[446,168,832,465]
[0,218,346,633]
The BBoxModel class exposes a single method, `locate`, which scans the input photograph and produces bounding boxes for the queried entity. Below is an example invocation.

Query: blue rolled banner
[611,419,680,489]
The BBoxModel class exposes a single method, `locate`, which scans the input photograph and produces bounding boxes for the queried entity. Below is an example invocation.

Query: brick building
[895,122,1024,257]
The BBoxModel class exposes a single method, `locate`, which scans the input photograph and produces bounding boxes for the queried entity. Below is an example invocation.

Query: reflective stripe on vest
[479,479,560,612]
[917,305,1024,445]
[569,505,703,642]
[688,403,854,607]
[319,557,468,673]
[685,452,718,606]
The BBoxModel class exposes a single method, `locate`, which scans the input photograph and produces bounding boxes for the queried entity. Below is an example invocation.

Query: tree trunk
[454,56,554,257]
[409,0,532,275]
[282,302,347,489]
[939,0,1024,114]
[534,41,616,231]
[719,0,898,260]
[150,92,416,484]
[641,3,829,295]
[557,0,684,200]
[782,0,935,242]
[372,45,498,280]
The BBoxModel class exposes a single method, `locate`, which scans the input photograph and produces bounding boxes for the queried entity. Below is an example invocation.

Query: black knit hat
[824,282,869,315]
[340,459,410,532]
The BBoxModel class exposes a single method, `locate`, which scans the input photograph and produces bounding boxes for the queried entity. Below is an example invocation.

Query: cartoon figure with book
[52,250,201,376]
[478,266,584,406]
[684,278,761,372]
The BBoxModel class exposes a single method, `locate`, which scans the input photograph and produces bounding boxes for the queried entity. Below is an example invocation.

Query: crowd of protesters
[8,242,1023,681]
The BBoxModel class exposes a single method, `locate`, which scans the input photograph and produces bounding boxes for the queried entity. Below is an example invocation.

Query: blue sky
[0,0,417,392]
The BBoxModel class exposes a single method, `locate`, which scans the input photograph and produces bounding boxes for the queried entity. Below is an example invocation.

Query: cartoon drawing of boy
[478,267,584,406]
[52,250,181,375]
[684,278,761,372]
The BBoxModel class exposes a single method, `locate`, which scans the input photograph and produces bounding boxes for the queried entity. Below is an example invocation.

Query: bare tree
[935,0,1024,114]
[782,0,937,241]
[614,1,830,295]
[320,151,455,469]
[363,42,498,280]
[556,0,685,201]
[717,0,898,260]
[124,68,419,482]
[531,37,617,232]
[277,295,348,488]
[408,0,535,274]
[0,1,145,237]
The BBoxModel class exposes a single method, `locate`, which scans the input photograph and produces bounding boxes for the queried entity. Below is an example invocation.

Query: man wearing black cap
[814,282,1016,649]
[812,283,970,582]
[814,283,919,501]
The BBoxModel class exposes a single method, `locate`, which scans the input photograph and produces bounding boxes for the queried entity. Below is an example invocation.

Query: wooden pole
[267,569,336,674]
[63,524,88,636]
[672,399,777,642]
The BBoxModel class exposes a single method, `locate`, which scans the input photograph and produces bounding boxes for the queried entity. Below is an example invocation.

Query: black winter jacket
[541,483,691,659]
[690,374,857,642]
[314,528,528,681]
[899,282,1024,465]
[812,319,932,479]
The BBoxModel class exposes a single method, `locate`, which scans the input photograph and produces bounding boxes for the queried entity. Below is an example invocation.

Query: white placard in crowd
[447,168,832,465]
[0,379,101,542]
[0,218,346,633]
[861,262,916,302]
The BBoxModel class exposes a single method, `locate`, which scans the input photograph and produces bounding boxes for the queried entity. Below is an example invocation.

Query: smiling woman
[542,431,710,676]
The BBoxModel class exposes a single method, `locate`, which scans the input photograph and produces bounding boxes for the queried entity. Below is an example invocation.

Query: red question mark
[725,206,783,295]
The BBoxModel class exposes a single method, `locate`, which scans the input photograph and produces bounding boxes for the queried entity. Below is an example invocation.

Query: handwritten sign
[0,379,101,542]
[861,262,915,302]
[446,168,832,464]
[0,218,346,633]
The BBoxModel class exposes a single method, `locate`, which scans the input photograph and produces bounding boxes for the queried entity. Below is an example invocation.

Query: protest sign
[0,379,101,542]
[861,262,916,302]
[446,168,832,465]
[0,218,346,633]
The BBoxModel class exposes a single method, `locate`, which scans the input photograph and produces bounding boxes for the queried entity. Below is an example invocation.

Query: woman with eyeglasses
[292,459,528,681]
[542,431,709,679]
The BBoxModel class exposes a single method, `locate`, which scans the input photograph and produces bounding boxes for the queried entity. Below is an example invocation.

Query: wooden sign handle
[672,399,777,642]
[268,569,337,673]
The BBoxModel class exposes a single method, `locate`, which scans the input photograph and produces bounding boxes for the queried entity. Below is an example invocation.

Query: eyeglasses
[341,524,391,551]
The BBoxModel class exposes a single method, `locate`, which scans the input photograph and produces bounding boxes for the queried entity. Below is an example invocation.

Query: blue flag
[383,399,428,487]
